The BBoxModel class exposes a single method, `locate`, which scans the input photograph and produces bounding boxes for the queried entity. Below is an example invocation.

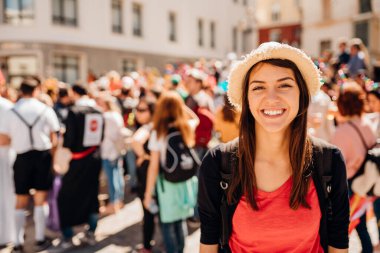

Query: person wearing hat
[198,42,349,252]
[185,69,215,159]
[0,77,60,252]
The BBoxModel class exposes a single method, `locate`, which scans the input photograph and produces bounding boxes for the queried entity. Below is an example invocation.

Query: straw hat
[227,42,322,108]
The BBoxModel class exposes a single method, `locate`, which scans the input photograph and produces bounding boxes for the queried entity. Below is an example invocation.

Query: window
[210,22,216,48]
[242,28,252,53]
[320,40,331,55]
[355,20,369,46]
[112,0,122,33]
[54,55,79,84]
[169,12,176,42]
[271,3,281,22]
[52,0,77,26]
[232,27,238,52]
[269,29,281,42]
[322,0,331,20]
[359,0,372,13]
[132,3,142,36]
[122,59,137,74]
[3,0,34,25]
[198,19,203,47]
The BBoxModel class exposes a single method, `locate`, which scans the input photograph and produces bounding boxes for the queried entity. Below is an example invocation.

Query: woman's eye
[252,86,264,91]
[279,83,292,88]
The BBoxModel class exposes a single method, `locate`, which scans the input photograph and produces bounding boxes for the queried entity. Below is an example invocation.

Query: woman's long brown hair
[153,91,195,147]
[227,59,313,210]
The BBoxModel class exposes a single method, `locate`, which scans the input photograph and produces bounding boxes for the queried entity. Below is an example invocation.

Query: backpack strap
[347,121,370,150]
[312,139,333,221]
[11,106,47,148]
[219,138,238,251]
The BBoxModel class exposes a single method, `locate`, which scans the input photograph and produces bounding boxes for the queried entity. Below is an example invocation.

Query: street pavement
[0,176,200,253]
[1,175,380,253]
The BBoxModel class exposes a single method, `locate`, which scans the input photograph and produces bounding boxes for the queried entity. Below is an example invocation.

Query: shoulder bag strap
[348,121,369,150]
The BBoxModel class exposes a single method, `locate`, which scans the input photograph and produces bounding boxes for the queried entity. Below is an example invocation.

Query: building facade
[301,0,380,61]
[0,0,255,85]
[255,0,302,47]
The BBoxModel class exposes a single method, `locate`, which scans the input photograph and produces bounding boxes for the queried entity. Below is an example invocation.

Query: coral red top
[229,178,324,253]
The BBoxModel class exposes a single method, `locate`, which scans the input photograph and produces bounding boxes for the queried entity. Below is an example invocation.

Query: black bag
[218,137,333,252]
[161,128,201,183]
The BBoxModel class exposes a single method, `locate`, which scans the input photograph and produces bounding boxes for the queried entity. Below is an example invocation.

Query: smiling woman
[198,42,349,253]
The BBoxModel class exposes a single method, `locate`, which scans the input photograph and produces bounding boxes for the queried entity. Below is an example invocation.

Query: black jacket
[198,139,349,251]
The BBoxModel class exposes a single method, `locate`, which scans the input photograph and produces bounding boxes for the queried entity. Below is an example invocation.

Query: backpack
[218,138,333,252]
[195,107,214,148]
[161,128,201,183]
[348,121,380,196]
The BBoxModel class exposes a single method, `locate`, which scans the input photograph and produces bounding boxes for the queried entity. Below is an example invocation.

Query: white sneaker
[48,239,74,253]
[78,231,97,246]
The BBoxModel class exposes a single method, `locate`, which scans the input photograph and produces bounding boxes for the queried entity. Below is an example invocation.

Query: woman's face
[247,63,300,135]
[367,93,380,113]
[135,101,152,125]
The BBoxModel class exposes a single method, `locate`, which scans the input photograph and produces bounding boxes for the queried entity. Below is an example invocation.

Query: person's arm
[0,133,10,146]
[184,104,200,127]
[327,148,349,250]
[50,131,58,157]
[200,243,218,253]
[131,128,150,167]
[328,246,348,253]
[143,150,160,209]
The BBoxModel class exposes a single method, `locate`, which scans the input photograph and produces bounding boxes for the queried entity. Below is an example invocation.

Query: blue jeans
[160,220,187,253]
[102,158,125,203]
[124,150,137,188]
[62,213,98,239]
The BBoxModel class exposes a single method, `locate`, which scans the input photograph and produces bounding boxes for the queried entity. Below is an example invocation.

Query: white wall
[0,0,251,59]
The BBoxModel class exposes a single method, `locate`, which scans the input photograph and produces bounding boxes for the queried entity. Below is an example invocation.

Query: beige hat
[227,42,322,108]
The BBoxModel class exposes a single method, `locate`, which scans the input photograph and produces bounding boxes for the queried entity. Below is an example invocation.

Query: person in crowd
[347,39,367,78]
[214,94,240,143]
[335,39,350,71]
[131,96,157,253]
[56,84,104,250]
[330,81,376,253]
[143,91,199,253]
[198,42,349,253]
[365,87,380,251]
[0,93,16,248]
[96,94,126,214]
[185,69,215,159]
[308,89,335,141]
[366,88,380,136]
[0,78,60,252]
[53,83,72,127]
[118,76,139,192]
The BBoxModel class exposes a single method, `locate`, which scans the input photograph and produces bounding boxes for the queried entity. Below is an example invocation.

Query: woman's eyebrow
[277,77,295,82]
[249,76,294,85]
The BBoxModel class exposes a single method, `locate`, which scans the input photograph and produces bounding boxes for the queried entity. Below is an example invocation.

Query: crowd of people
[0,37,379,253]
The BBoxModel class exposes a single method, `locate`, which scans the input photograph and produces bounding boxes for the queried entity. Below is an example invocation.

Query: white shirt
[0,98,60,154]
[100,111,125,160]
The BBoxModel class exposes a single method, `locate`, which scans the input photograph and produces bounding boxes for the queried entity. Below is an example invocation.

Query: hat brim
[227,42,321,108]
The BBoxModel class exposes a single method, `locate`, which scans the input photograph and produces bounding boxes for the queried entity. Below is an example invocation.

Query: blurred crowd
[1,36,380,253]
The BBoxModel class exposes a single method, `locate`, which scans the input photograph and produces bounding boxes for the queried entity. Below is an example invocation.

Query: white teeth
[263,109,284,116]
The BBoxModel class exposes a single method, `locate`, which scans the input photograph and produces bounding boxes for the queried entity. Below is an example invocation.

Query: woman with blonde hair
[143,91,199,253]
